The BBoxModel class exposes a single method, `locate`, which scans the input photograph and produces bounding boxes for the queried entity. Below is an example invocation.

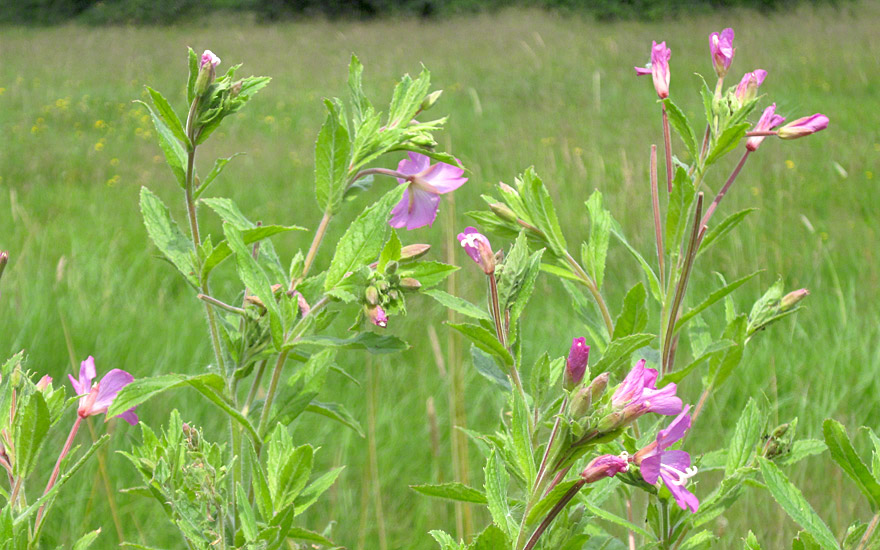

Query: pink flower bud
[457,227,495,275]
[366,305,388,328]
[563,337,590,390]
[580,454,629,484]
[0,251,8,281]
[734,70,767,104]
[777,114,829,140]
[781,288,809,310]
[200,50,221,69]
[36,375,52,391]
[746,104,786,152]
[635,41,671,99]
[709,28,735,78]
[195,50,221,96]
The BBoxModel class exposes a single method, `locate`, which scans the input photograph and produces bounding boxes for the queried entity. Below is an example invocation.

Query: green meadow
[1,2,878,547]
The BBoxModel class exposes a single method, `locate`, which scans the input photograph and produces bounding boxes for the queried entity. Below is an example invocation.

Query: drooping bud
[195,49,221,96]
[746,104,785,152]
[457,227,495,275]
[777,114,829,140]
[709,28,735,78]
[780,288,809,311]
[580,454,629,484]
[400,278,421,291]
[36,375,52,391]
[365,286,380,306]
[400,244,431,262]
[489,202,517,224]
[420,90,443,112]
[563,338,590,390]
[293,291,311,316]
[366,305,388,328]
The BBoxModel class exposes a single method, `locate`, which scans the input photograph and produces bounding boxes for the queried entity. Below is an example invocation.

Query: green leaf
[675,271,760,332]
[305,401,365,438]
[245,442,273,520]
[793,531,823,550]
[378,229,401,271]
[471,525,510,550]
[613,282,648,340]
[296,332,409,354]
[325,186,405,291]
[526,480,580,524]
[274,444,314,509]
[519,167,567,256]
[744,531,763,550]
[484,449,512,537]
[758,457,840,550]
[779,439,828,468]
[664,99,698,161]
[348,54,372,127]
[471,346,511,392]
[186,48,198,105]
[314,99,352,214]
[583,190,611,289]
[665,166,697,251]
[139,187,197,286]
[423,289,490,321]
[399,261,459,288]
[583,501,657,541]
[409,482,488,504]
[135,100,187,186]
[610,220,662,303]
[193,153,243,199]
[679,530,717,550]
[447,323,513,366]
[593,334,655,374]
[286,527,335,547]
[294,466,344,517]
[706,123,750,166]
[72,529,102,550]
[511,386,535,486]
[823,419,880,511]
[659,339,735,386]
[201,225,304,279]
[146,86,188,148]
[12,392,50,477]
[107,373,258,440]
[698,208,757,255]
[387,66,431,129]
[237,485,258,542]
[726,399,762,476]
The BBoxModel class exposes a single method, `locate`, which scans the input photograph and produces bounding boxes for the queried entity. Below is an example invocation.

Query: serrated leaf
[471,346,512,392]
[526,480,580,524]
[325,186,405,291]
[294,466,344,517]
[511,386,535,486]
[726,399,762,475]
[306,401,364,438]
[706,123,750,166]
[613,282,648,340]
[471,524,510,550]
[779,439,828,467]
[823,419,880,511]
[745,531,763,550]
[237,485,258,542]
[583,501,657,540]
[286,527,335,546]
[698,208,757,255]
[484,449,512,537]
[378,230,402,271]
[140,187,197,286]
[666,166,697,251]
[13,392,50,477]
[664,98,698,160]
[135,100,187,186]
[583,190,611,289]
[424,289,490,321]
[146,86,188,148]
[72,529,102,550]
[410,482,488,504]
[519,167,567,256]
[680,530,717,550]
[201,225,304,279]
[758,457,840,550]
[399,261,458,288]
[447,323,512,366]
[315,99,352,214]
[593,334,655,374]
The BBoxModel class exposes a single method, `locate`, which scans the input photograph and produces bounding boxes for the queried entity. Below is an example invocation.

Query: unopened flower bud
[36,375,52,391]
[400,244,431,261]
[580,454,628,484]
[498,182,517,195]
[777,114,829,140]
[195,49,221,96]
[568,387,593,419]
[384,261,399,275]
[408,135,437,147]
[420,90,443,112]
[596,410,624,433]
[400,277,421,290]
[230,80,243,97]
[0,251,8,281]
[734,69,767,105]
[457,227,495,275]
[780,288,809,311]
[365,286,380,306]
[366,305,388,328]
[563,337,590,391]
[709,28,735,78]
[489,202,517,224]
[587,372,609,402]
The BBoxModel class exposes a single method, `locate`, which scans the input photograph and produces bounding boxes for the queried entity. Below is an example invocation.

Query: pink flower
[635,41,671,99]
[366,305,388,328]
[709,28,735,77]
[611,359,682,420]
[734,70,767,104]
[68,356,138,425]
[456,227,495,274]
[581,454,629,483]
[746,104,786,151]
[634,406,699,512]
[777,114,829,140]
[563,337,590,390]
[390,153,467,230]
[36,375,52,391]
[200,50,221,69]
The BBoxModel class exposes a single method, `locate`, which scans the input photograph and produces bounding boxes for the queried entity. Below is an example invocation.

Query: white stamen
[617,451,631,471]
[660,463,699,486]
[460,234,482,249]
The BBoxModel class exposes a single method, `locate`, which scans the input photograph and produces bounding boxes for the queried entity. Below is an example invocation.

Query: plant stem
[626,497,637,550]
[522,479,586,550]
[563,251,614,337]
[691,383,714,426]
[35,415,82,530]
[242,359,267,417]
[699,150,750,231]
[366,357,389,550]
[650,144,665,288]
[660,499,670,547]
[86,418,124,544]
[661,103,673,193]
[488,272,525,398]
[198,293,247,316]
[296,211,332,291]
[534,397,568,489]
[856,512,880,550]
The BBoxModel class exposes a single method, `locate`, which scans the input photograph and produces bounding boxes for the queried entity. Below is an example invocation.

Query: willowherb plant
[409,27,870,550]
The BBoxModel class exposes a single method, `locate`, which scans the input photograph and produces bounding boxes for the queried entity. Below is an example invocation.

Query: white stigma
[460,234,482,249]
[660,463,699,486]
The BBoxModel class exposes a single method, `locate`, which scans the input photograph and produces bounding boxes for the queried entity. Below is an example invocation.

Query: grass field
[1,2,879,548]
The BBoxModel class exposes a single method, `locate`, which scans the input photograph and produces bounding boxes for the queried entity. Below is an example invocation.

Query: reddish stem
[35,415,83,529]
[650,144,665,288]
[700,150,751,231]
[661,103,674,192]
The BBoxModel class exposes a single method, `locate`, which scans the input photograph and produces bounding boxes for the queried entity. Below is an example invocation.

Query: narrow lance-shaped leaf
[823,419,880,511]
[484,449,512,537]
[135,101,187,186]
[663,98,699,161]
[725,399,762,475]
[140,186,197,286]
[409,482,488,504]
[314,99,352,214]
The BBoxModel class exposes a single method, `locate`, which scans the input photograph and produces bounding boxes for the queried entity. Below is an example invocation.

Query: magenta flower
[581,454,629,484]
[777,114,829,140]
[389,153,467,230]
[734,69,767,104]
[635,41,671,99]
[68,356,138,425]
[612,359,683,421]
[366,305,388,328]
[709,28,735,78]
[746,104,786,152]
[563,337,590,390]
[634,406,699,512]
[200,50,221,69]
[457,227,495,274]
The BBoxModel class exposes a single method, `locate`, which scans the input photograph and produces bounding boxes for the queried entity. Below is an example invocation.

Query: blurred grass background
[1,2,878,547]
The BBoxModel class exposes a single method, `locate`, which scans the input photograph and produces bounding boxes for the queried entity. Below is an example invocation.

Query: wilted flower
[734,70,767,104]
[709,28,735,77]
[635,41,671,99]
[366,305,388,328]
[610,359,682,423]
[389,153,467,230]
[68,356,138,425]
[457,227,495,274]
[746,104,786,152]
[633,406,699,512]
[563,337,590,390]
[777,114,829,140]
[581,454,629,484]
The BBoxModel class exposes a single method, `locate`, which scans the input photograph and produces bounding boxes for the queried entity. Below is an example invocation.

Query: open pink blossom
[612,359,682,421]
[746,103,786,151]
[734,70,767,104]
[634,406,699,512]
[777,114,829,140]
[709,28,735,77]
[456,227,495,274]
[68,356,138,425]
[389,153,467,230]
[635,41,671,99]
